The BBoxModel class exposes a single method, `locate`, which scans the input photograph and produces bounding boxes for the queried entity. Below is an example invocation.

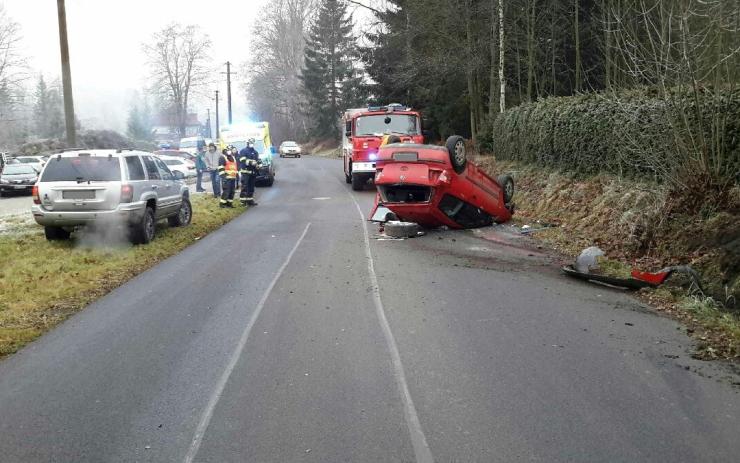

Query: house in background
[151,113,202,146]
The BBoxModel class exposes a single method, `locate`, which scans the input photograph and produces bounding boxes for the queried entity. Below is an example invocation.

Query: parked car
[370,136,515,229]
[158,155,196,179]
[154,150,197,162]
[279,141,302,158]
[0,164,39,196]
[32,149,192,244]
[14,155,46,173]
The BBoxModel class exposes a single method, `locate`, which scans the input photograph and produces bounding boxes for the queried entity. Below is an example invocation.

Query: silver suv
[32,149,192,244]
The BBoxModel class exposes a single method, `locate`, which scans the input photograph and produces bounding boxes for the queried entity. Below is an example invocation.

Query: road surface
[0,156,738,462]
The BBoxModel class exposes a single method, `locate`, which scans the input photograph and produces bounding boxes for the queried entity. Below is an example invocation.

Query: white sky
[3,0,377,133]
[3,0,267,132]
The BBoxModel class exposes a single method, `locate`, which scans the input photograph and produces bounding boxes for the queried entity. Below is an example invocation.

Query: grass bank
[0,195,244,357]
[478,157,739,360]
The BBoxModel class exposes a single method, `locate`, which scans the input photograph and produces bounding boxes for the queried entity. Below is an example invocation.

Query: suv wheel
[130,206,156,245]
[168,197,192,227]
[44,226,71,241]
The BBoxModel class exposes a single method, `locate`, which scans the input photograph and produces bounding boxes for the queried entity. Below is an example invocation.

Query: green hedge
[486,87,740,183]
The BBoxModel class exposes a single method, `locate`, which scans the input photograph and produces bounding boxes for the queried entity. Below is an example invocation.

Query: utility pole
[57,0,76,146]
[206,108,212,139]
[215,90,220,140]
[222,62,236,125]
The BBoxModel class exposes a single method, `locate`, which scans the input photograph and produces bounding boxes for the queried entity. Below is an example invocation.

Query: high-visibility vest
[222,155,238,179]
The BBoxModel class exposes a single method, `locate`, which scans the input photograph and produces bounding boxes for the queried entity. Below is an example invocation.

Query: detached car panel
[371,138,514,229]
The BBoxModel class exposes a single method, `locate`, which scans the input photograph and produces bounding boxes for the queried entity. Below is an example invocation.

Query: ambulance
[219,122,275,186]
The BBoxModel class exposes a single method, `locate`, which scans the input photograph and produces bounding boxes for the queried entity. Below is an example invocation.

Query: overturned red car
[370,136,515,229]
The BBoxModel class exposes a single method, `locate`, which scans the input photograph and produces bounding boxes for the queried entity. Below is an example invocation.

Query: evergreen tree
[300,0,364,139]
[33,75,64,139]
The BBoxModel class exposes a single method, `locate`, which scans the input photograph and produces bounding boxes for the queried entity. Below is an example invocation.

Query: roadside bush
[489,86,740,191]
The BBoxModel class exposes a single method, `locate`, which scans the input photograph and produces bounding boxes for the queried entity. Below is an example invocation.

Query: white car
[279,141,302,158]
[14,155,46,173]
[157,155,196,179]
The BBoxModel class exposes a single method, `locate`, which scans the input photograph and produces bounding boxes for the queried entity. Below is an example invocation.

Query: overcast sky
[3,0,274,132]
[3,0,377,133]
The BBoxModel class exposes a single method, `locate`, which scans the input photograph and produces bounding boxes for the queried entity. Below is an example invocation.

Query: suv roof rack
[116,148,135,153]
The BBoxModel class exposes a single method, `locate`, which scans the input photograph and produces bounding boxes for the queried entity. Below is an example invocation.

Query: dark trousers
[240,173,256,203]
[210,170,221,197]
[196,169,204,191]
[220,178,236,205]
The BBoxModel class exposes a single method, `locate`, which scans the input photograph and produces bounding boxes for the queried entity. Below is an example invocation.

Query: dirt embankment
[477,157,740,305]
[302,139,340,157]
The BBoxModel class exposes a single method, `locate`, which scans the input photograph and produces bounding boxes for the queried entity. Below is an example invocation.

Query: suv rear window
[41,156,122,182]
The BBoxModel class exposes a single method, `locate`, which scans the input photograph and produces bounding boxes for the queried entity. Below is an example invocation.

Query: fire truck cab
[342,104,424,191]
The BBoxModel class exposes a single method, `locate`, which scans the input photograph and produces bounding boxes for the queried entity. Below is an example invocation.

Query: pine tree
[33,75,65,139]
[300,0,363,139]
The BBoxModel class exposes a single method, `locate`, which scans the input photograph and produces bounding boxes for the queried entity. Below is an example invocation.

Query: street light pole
[206,108,212,139]
[56,0,76,146]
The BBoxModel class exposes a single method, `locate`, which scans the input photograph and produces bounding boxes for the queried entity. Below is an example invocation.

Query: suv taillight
[32,185,40,204]
[120,184,134,203]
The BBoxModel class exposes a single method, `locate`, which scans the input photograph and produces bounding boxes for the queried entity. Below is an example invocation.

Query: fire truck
[342,104,424,191]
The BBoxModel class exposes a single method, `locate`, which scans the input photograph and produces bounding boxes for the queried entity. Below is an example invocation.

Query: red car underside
[371,144,513,229]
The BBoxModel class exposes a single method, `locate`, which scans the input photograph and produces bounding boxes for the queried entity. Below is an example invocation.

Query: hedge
[485,87,740,184]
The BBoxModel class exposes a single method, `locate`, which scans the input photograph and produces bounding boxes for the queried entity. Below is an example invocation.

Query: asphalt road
[0,156,738,462]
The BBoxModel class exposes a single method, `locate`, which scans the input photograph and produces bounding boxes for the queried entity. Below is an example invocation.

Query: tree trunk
[465,0,478,145]
[574,0,581,92]
[499,0,506,113]
[489,0,499,119]
[526,0,536,102]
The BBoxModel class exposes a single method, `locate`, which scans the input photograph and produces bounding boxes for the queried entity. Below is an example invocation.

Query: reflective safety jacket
[218,154,238,179]
[239,147,261,175]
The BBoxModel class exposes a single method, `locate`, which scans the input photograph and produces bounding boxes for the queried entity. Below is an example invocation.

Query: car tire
[497,175,515,204]
[446,135,467,174]
[130,206,156,245]
[384,221,419,238]
[44,226,71,241]
[351,173,365,191]
[265,176,275,187]
[345,168,352,184]
[168,197,192,227]
[298,155,301,158]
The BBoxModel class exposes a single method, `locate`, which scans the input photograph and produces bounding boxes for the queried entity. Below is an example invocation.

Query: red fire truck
[342,104,424,191]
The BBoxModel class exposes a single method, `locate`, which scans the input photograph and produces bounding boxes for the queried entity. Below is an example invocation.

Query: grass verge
[0,195,244,358]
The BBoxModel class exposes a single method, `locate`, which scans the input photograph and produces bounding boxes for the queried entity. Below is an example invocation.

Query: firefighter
[217,145,238,208]
[238,138,261,206]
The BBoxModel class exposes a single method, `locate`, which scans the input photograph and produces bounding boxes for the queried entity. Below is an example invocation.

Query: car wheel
[351,173,365,191]
[497,175,515,204]
[384,221,419,238]
[168,197,192,227]
[130,206,156,245]
[446,135,467,174]
[44,226,71,241]
[298,154,301,158]
[345,168,352,184]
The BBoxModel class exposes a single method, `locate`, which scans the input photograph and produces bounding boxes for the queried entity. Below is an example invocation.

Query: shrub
[489,86,740,187]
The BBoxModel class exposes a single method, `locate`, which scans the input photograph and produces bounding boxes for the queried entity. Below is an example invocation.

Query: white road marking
[347,192,435,463]
[183,222,312,463]
[311,197,332,200]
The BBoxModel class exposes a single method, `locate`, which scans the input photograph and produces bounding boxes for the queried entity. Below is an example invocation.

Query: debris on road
[384,221,421,239]
[575,246,605,273]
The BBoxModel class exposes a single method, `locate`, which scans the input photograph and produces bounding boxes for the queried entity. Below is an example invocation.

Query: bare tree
[246,0,315,141]
[143,23,211,138]
[0,4,25,86]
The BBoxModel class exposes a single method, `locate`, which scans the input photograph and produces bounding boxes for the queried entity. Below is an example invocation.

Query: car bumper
[281,151,301,156]
[31,202,147,227]
[256,165,274,181]
[0,184,34,193]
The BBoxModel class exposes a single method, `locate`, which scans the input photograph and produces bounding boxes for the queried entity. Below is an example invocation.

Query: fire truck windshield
[355,114,419,136]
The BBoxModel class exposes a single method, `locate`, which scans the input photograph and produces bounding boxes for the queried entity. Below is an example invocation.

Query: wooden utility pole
[56,0,76,146]
[215,90,220,139]
[224,62,234,125]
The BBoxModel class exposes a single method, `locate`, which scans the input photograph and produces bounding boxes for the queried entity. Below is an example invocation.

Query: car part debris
[631,266,704,294]
[562,265,655,290]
